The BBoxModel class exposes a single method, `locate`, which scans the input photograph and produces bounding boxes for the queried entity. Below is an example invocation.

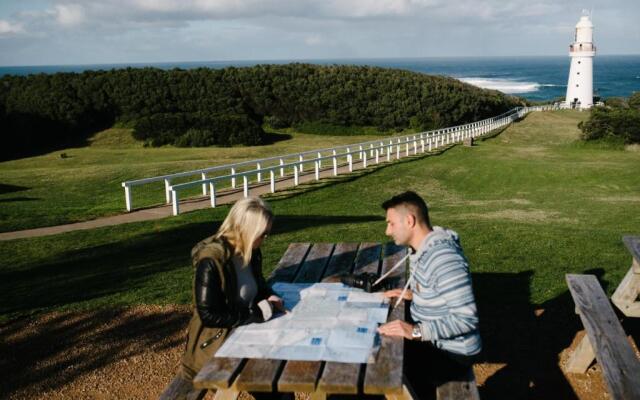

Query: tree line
[0,64,524,159]
[579,92,640,144]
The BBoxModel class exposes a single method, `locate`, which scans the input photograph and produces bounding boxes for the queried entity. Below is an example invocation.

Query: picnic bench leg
[213,388,240,400]
[385,380,418,400]
[309,392,327,400]
[565,332,596,373]
[611,263,640,317]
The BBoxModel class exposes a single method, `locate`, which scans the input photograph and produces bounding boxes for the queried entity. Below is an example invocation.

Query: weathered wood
[294,243,335,283]
[565,274,640,400]
[212,389,240,400]
[385,383,418,400]
[234,359,282,392]
[159,375,207,400]
[268,243,311,283]
[322,242,359,281]
[193,358,245,390]
[436,368,480,400]
[623,236,640,265]
[301,242,364,394]
[611,264,640,317]
[317,362,361,394]
[363,300,405,395]
[363,243,408,395]
[566,332,596,373]
[382,243,408,287]
[352,242,382,274]
[277,361,323,392]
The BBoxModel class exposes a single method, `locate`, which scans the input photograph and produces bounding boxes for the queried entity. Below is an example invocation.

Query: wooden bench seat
[564,274,640,400]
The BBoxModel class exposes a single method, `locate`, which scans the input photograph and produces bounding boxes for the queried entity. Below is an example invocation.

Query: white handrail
[123,105,555,212]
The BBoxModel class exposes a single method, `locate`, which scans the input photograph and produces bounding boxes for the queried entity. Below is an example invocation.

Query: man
[377,191,481,395]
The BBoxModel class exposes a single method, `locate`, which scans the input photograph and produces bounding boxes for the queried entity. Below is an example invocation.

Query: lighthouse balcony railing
[569,43,596,52]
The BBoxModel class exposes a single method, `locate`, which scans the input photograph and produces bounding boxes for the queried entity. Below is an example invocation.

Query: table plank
[193,358,245,390]
[294,243,335,283]
[316,243,371,394]
[566,274,640,400]
[268,243,311,283]
[363,243,408,395]
[280,243,364,394]
[363,301,405,395]
[352,242,382,274]
[234,359,283,392]
[322,242,359,282]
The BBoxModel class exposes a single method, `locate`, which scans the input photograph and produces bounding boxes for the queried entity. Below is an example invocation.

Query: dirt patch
[2,305,636,400]
[460,209,576,224]
[595,195,640,203]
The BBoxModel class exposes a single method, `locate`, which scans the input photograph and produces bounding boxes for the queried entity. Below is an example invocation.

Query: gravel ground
[1,305,634,400]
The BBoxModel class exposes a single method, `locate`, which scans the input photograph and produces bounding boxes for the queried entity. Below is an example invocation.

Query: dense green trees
[0,64,523,159]
[580,92,640,144]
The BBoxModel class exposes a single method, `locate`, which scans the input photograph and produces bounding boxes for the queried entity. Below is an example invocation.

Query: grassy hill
[1,109,639,325]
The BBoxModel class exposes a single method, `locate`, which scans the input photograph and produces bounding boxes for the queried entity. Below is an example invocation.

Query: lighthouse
[565,12,595,109]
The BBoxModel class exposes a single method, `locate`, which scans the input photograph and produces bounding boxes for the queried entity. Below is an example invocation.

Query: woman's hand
[268,295,287,313]
[383,288,413,300]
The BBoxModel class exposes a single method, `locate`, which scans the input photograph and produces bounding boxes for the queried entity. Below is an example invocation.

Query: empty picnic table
[192,242,409,399]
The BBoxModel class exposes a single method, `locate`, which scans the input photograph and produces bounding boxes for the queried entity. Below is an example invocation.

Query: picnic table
[192,242,410,399]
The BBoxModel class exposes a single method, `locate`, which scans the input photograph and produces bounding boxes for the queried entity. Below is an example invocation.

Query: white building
[565,12,596,109]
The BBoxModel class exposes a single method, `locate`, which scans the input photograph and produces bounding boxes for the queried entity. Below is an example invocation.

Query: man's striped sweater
[409,226,482,356]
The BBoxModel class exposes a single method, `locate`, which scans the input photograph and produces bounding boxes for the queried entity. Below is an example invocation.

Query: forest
[0,64,524,160]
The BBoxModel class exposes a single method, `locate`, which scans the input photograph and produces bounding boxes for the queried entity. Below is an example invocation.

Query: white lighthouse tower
[565,12,596,109]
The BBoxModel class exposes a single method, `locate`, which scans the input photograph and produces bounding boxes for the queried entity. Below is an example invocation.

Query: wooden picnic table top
[193,242,409,398]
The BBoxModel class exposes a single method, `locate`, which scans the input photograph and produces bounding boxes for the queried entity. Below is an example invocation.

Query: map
[214,282,390,363]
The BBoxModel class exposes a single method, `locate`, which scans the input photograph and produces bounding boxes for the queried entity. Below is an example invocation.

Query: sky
[0,0,639,66]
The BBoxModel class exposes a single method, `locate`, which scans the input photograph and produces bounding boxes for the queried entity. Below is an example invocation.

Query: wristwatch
[411,324,422,340]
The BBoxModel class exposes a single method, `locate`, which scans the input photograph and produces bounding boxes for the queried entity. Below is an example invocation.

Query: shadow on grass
[474,268,620,400]
[0,214,382,320]
[0,183,30,195]
[261,131,293,145]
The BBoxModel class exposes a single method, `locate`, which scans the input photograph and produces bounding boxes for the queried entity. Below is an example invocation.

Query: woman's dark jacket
[180,235,274,379]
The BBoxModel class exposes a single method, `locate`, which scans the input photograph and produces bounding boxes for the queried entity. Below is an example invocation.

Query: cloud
[0,19,23,36]
[54,4,86,27]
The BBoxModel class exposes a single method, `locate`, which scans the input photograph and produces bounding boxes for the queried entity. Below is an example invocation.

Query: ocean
[1,55,639,101]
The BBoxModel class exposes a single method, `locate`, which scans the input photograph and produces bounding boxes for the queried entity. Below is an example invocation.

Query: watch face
[412,325,421,338]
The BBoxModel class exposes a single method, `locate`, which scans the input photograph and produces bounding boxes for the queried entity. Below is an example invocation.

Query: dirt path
[2,306,629,400]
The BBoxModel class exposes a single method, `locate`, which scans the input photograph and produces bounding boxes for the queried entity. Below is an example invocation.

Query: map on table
[215,282,390,363]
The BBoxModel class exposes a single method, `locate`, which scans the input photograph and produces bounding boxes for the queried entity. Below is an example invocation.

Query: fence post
[363,150,367,168]
[209,183,216,208]
[201,173,207,195]
[243,176,248,198]
[124,184,132,212]
[315,161,320,180]
[375,149,379,164]
[387,141,392,162]
[280,159,284,177]
[164,179,171,204]
[171,190,179,216]
[294,165,299,186]
[231,167,236,188]
[299,155,304,172]
[256,162,261,182]
[405,139,409,156]
[317,152,322,168]
[270,170,275,193]
[359,145,363,160]
[333,156,338,175]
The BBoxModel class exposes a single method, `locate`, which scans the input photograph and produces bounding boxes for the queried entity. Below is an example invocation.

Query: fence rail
[122,104,556,215]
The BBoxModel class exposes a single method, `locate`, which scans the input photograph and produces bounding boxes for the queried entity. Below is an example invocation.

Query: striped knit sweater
[409,226,482,356]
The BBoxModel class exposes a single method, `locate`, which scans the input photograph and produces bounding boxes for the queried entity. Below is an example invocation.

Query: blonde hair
[215,197,273,266]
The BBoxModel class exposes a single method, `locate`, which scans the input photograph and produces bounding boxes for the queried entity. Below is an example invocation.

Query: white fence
[122,105,555,215]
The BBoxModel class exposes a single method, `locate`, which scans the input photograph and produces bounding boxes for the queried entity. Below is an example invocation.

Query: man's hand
[377,320,414,340]
[383,288,413,300]
[267,295,287,313]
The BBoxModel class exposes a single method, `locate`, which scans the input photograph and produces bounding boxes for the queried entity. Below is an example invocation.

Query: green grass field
[0,128,390,232]
[1,110,639,324]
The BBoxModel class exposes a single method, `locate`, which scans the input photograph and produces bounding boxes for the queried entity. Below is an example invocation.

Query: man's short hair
[382,191,431,228]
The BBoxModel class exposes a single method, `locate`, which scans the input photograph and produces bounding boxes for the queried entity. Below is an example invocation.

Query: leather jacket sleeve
[195,258,263,328]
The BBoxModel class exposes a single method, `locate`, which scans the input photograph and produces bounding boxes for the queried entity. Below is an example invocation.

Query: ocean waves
[458,77,563,94]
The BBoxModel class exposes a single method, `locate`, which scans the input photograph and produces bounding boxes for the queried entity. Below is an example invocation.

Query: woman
[180,197,284,380]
